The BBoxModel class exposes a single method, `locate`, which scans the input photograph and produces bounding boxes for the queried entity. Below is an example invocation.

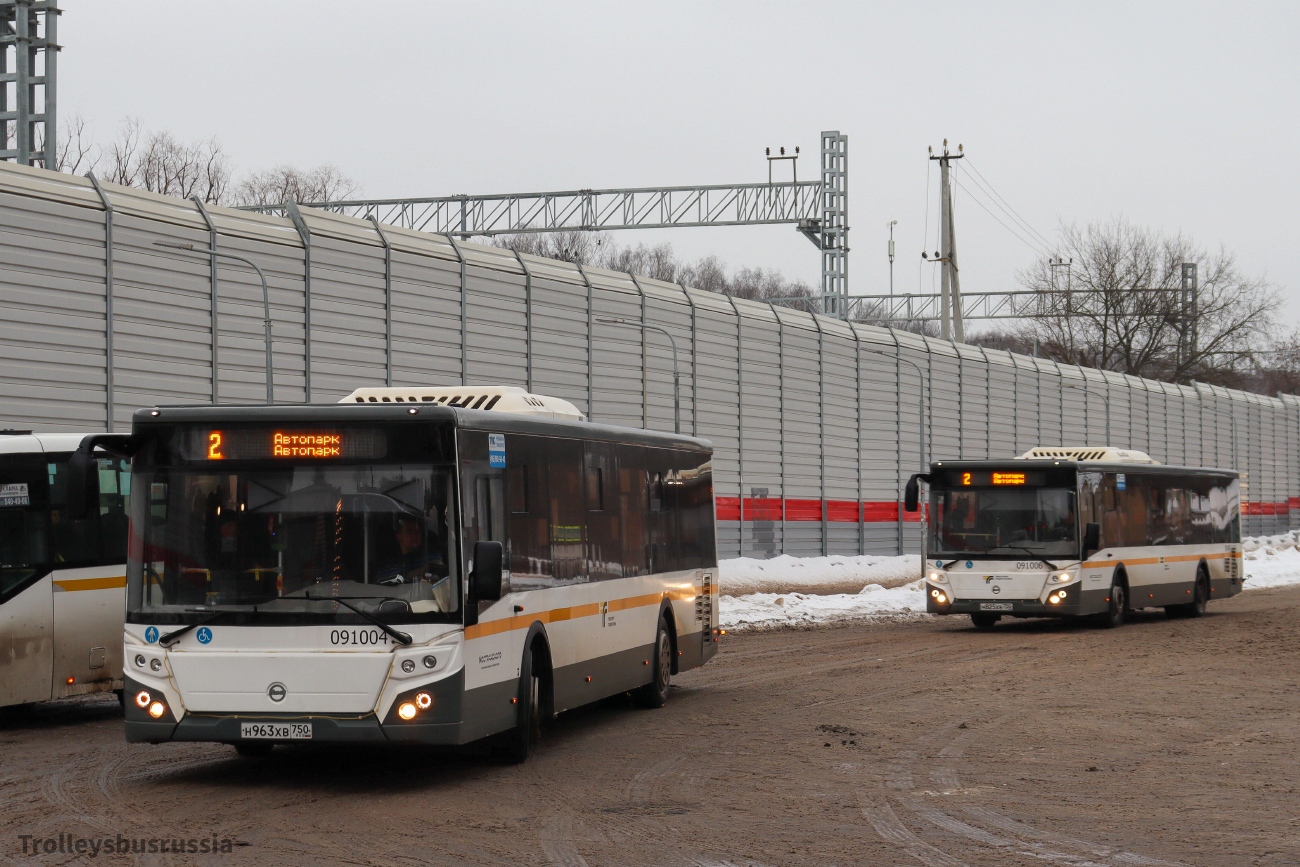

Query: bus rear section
[1,432,130,708]
[123,389,717,759]
[908,447,1242,629]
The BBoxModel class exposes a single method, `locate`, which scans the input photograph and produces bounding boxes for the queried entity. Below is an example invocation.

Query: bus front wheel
[970,613,1000,630]
[495,645,542,765]
[1095,578,1127,629]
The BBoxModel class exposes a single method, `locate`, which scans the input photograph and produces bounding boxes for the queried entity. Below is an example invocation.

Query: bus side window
[46,458,104,566]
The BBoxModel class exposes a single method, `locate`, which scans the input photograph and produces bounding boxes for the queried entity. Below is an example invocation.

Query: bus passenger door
[48,456,128,698]
[0,448,54,706]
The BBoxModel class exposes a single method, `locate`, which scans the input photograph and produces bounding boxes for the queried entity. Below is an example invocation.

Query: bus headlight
[148,701,167,719]
[1052,572,1073,583]
[397,702,418,720]
[929,571,945,583]
[135,690,152,708]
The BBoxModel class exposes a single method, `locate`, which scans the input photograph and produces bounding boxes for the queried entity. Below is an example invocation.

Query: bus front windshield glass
[128,464,459,624]
[929,485,1078,559]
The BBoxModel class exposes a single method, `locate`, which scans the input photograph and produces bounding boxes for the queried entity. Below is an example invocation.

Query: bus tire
[633,615,673,709]
[233,742,273,758]
[1094,575,1127,629]
[970,613,1000,630]
[1169,565,1210,619]
[496,643,541,765]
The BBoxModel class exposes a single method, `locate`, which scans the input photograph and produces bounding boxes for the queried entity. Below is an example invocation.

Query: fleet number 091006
[330,629,389,646]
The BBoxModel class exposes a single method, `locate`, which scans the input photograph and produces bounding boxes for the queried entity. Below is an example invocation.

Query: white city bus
[122,387,719,761]
[1,432,131,708]
[905,447,1242,630]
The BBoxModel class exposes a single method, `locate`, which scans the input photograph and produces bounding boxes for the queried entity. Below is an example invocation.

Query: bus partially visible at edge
[906,446,1243,630]
[122,387,719,761]
[1,431,131,708]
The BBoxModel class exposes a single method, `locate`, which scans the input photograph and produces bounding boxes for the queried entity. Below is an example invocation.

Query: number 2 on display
[208,432,224,460]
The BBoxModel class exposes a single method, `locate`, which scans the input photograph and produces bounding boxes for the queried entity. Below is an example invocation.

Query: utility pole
[928,141,964,341]
[887,220,897,297]
[1180,262,1198,369]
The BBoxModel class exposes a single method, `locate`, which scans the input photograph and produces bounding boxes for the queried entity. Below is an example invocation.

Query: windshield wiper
[304,593,413,646]
[986,545,1060,570]
[158,608,244,648]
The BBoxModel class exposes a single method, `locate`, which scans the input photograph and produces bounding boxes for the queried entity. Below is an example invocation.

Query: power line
[952,175,1051,258]
[961,157,1056,252]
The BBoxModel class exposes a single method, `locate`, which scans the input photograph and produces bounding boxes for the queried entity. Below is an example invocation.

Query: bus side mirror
[1083,522,1101,558]
[470,540,504,602]
[904,473,929,513]
[67,434,139,519]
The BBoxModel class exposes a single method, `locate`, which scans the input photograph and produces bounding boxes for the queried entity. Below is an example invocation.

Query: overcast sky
[60,1,1300,325]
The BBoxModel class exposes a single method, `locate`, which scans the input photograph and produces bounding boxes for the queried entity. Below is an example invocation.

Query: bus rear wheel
[633,615,673,708]
[1168,566,1210,619]
[970,613,1000,630]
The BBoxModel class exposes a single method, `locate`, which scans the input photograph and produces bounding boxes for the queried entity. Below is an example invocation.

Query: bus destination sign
[953,470,1044,487]
[189,428,386,462]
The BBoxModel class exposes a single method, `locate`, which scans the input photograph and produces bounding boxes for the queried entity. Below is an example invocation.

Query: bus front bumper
[124,671,469,746]
[927,592,1092,618]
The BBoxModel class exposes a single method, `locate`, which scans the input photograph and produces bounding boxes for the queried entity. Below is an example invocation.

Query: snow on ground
[718,533,1300,631]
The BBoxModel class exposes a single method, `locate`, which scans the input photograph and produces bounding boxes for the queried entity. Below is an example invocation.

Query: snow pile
[719,553,918,596]
[717,534,1300,631]
[1241,531,1300,591]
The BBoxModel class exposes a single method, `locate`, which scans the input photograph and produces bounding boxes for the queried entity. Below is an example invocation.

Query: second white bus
[906,447,1243,629]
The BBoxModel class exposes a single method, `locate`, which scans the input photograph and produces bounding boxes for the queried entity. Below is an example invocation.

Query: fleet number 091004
[330,629,389,646]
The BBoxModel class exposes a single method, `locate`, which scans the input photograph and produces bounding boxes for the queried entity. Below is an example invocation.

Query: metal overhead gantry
[0,0,59,168]
[249,131,853,317]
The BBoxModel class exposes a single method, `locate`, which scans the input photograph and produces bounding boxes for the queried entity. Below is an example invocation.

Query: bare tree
[229,164,359,207]
[99,117,232,203]
[493,231,609,266]
[1009,219,1279,384]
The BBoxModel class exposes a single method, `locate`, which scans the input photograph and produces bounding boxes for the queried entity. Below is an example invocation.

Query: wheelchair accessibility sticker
[196,627,213,644]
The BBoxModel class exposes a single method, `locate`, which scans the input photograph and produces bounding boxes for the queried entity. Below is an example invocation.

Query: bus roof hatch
[1016,446,1159,464]
[340,386,586,421]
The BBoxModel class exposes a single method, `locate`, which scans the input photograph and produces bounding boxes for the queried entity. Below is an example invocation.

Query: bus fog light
[134,655,146,668]
[931,589,940,597]
[397,702,417,720]
[1058,589,1067,598]
[401,659,416,673]
[134,690,151,708]
[423,655,437,669]
[415,692,432,710]
[1049,593,1062,604]
[935,592,947,604]
[147,701,166,719]
[150,658,162,672]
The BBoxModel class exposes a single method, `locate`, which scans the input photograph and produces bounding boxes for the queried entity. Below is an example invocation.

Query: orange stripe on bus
[52,576,127,592]
[465,586,709,640]
[1081,551,1240,569]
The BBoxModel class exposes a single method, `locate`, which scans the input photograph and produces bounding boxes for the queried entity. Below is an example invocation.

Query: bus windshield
[929,485,1078,559]
[128,463,460,625]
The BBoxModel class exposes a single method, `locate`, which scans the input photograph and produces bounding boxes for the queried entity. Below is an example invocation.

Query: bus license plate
[979,602,1013,611]
[240,722,312,740]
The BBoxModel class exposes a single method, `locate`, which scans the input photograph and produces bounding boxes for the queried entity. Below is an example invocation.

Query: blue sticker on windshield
[196,627,213,645]
[488,433,506,468]
[144,626,159,644]
[1116,473,1126,491]
[965,560,973,569]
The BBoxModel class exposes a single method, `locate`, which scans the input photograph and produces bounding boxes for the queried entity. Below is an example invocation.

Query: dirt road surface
[4,586,1298,866]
